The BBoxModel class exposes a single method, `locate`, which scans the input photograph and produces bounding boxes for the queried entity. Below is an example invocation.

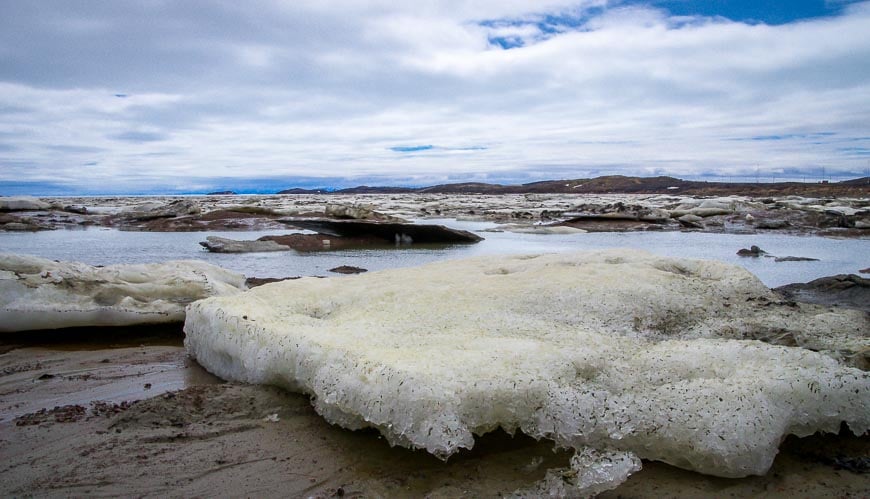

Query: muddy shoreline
[2,286,869,497]
[1,339,868,498]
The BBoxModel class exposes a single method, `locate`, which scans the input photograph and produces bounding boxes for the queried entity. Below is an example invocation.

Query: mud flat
[1,350,867,498]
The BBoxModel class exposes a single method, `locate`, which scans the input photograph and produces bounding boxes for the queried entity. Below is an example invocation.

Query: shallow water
[0,221,866,287]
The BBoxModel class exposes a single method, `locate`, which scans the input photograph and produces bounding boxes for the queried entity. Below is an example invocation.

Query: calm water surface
[0,220,866,288]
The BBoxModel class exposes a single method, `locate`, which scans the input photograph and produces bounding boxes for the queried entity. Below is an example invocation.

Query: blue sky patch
[728,132,838,142]
[482,2,863,51]
[488,36,525,49]
[390,145,435,153]
[618,0,863,25]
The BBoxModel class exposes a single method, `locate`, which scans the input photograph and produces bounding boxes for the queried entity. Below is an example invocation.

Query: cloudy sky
[1,0,869,194]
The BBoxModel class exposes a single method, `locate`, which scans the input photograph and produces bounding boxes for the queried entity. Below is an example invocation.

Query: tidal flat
[1,193,868,497]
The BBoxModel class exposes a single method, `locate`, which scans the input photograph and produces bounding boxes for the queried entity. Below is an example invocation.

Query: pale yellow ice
[184,249,869,479]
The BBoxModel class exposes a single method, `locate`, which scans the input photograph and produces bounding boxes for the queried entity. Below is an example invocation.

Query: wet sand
[1,329,868,497]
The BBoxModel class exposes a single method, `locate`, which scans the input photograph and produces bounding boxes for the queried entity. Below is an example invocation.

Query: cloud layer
[1,1,869,193]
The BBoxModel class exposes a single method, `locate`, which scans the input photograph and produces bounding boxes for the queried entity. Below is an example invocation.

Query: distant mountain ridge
[277,175,870,197]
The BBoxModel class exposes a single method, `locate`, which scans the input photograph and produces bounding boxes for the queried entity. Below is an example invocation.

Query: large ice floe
[1,253,246,332]
[184,249,869,495]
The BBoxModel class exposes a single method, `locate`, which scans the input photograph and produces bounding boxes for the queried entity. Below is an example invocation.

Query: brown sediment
[329,266,368,274]
[0,315,868,497]
[259,233,391,251]
[1,371,867,497]
[244,276,305,288]
[558,218,670,232]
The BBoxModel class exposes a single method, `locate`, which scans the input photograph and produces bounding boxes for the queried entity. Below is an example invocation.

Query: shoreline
[2,339,867,497]
[2,270,868,497]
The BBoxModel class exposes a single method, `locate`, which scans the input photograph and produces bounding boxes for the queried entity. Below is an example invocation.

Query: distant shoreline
[5,175,869,198]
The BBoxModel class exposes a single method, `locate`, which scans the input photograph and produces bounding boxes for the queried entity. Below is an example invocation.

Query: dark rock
[774,256,820,262]
[279,219,483,244]
[737,245,766,257]
[563,202,670,223]
[1,221,45,231]
[63,205,89,215]
[329,266,368,275]
[245,276,305,288]
[260,233,386,252]
[774,274,870,313]
[756,219,791,229]
[861,268,870,274]
[824,210,852,228]
[199,236,289,253]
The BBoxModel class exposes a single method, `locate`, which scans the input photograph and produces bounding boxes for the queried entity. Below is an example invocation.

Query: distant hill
[334,186,417,194]
[277,175,869,197]
[277,188,331,194]
[839,177,870,186]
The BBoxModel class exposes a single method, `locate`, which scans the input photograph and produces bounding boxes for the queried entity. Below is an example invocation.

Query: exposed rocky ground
[2,176,868,238]
[775,274,870,313]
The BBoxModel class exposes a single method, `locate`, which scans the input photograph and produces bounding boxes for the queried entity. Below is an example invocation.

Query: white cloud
[0,0,869,192]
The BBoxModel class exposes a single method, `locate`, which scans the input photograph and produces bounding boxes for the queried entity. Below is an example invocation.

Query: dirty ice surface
[0,253,246,332]
[184,250,869,495]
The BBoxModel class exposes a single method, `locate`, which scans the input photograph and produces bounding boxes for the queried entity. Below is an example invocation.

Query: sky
[1,1,869,195]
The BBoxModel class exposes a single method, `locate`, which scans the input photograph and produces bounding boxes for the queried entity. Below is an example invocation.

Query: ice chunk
[0,196,51,211]
[1,253,246,332]
[184,249,869,478]
[514,448,642,498]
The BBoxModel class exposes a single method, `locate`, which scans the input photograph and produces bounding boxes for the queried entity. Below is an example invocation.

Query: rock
[737,245,766,257]
[329,266,368,274]
[774,256,820,262]
[563,203,670,223]
[861,268,870,274]
[185,250,869,482]
[670,198,736,218]
[855,220,870,230]
[245,276,303,288]
[485,225,587,234]
[0,254,246,332]
[279,219,483,244]
[199,236,290,253]
[63,205,89,215]
[823,210,851,228]
[775,274,870,313]
[0,196,51,212]
[325,204,403,222]
[756,220,791,230]
[119,199,202,221]
[745,214,755,223]
[1,222,43,232]
[258,233,383,252]
[677,214,704,229]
